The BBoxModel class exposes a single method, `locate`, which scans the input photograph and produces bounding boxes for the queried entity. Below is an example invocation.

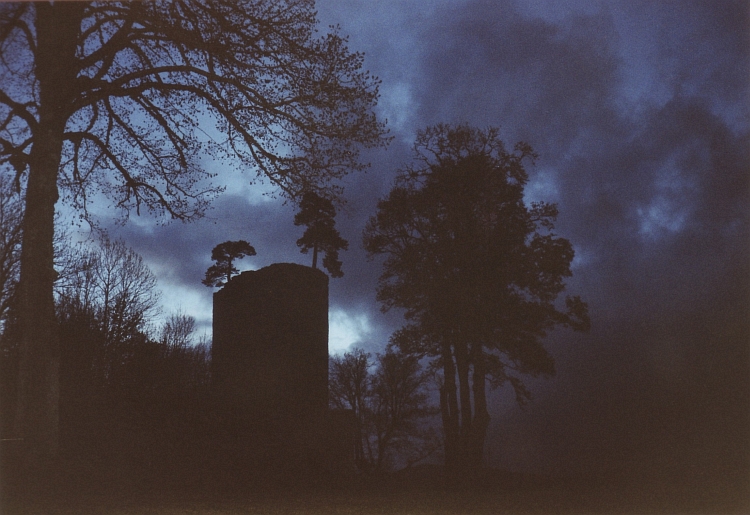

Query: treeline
[0,186,438,478]
[0,229,213,476]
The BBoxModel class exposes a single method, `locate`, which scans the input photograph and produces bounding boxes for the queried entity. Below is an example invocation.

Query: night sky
[80,0,748,485]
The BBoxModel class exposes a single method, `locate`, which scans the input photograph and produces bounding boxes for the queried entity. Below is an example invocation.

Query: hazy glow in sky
[149,270,214,337]
[524,168,560,204]
[636,196,688,237]
[328,308,372,354]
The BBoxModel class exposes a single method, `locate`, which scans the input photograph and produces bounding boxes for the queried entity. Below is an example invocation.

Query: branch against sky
[56,236,161,349]
[0,0,388,461]
[0,175,22,333]
[0,1,388,222]
[329,348,438,474]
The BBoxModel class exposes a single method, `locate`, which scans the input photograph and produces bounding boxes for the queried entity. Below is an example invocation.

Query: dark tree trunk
[226,258,233,284]
[455,343,472,430]
[468,352,490,473]
[442,340,490,482]
[354,403,366,471]
[14,2,84,463]
[440,341,460,476]
[453,340,474,477]
[312,242,318,269]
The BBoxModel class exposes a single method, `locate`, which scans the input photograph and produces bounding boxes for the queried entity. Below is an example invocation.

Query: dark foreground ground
[2,461,748,515]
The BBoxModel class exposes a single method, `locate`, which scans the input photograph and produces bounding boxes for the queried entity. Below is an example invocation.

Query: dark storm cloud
[532,118,749,482]
[414,1,622,148]
[112,194,298,288]
[614,0,749,121]
[408,0,749,308]
[376,0,749,482]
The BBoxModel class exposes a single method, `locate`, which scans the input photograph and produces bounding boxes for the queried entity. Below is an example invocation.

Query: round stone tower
[212,263,329,456]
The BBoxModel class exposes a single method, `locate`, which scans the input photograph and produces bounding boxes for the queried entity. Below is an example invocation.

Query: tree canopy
[363,124,589,478]
[294,191,348,277]
[202,240,256,287]
[1,1,388,217]
[0,0,388,460]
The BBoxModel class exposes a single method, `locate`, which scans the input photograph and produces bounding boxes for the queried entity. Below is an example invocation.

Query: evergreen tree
[202,240,256,287]
[294,192,348,278]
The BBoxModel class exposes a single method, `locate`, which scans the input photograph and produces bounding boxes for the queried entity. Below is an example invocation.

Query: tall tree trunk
[455,344,472,431]
[354,408,366,471]
[468,349,490,473]
[312,242,318,269]
[14,2,83,463]
[454,339,473,476]
[440,341,460,476]
[225,258,233,284]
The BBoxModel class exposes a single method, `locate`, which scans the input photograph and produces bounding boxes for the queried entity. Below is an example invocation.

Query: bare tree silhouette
[329,348,438,473]
[0,1,387,459]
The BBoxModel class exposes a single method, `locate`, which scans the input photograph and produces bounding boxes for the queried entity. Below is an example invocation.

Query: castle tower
[212,263,329,456]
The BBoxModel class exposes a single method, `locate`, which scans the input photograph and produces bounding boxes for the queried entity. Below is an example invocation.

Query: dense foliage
[1,236,212,473]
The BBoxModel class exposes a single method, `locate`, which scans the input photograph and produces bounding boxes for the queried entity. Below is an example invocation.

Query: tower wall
[212,263,329,444]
